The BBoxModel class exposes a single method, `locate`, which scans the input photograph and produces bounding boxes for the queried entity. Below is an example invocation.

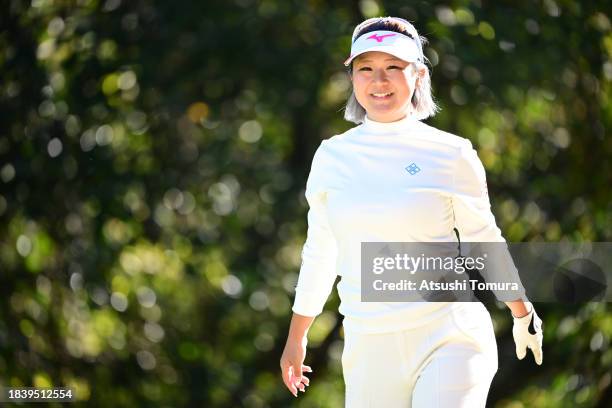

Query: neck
[362,113,420,133]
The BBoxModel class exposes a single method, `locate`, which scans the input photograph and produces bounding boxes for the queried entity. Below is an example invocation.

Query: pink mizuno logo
[367,33,396,43]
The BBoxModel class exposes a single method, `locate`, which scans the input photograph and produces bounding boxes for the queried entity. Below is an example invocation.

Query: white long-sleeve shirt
[292,114,525,333]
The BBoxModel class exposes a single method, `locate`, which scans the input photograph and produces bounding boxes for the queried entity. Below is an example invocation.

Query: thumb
[290,364,302,384]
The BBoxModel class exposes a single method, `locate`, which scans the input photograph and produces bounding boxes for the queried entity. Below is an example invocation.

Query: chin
[367,109,399,120]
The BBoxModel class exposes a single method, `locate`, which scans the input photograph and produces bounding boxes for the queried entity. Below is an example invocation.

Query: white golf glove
[512,302,543,365]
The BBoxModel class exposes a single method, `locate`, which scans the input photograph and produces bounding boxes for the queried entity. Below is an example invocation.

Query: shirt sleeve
[451,140,527,301]
[291,141,339,317]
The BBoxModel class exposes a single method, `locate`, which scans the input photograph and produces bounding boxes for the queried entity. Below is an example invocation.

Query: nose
[372,68,389,83]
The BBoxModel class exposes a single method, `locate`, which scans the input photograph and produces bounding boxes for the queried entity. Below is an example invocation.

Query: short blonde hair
[344,17,439,124]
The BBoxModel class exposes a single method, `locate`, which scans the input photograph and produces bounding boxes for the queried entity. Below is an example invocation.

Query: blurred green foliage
[0,0,611,407]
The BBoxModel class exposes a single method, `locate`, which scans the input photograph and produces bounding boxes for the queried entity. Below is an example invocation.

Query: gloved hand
[512,302,543,365]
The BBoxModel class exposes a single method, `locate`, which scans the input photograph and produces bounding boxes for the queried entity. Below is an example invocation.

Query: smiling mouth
[370,92,393,99]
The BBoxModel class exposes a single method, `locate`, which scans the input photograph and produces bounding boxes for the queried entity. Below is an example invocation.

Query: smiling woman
[350,52,417,123]
[343,18,438,123]
[280,16,543,408]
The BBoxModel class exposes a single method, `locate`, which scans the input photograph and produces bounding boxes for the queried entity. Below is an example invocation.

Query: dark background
[1,0,611,406]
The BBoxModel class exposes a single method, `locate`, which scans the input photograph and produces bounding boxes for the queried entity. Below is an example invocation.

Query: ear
[417,65,427,79]
[414,65,426,86]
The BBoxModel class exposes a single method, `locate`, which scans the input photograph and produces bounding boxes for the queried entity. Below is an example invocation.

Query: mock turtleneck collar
[362,114,421,134]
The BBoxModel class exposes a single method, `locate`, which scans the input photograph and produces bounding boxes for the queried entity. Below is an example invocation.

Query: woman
[280,17,543,407]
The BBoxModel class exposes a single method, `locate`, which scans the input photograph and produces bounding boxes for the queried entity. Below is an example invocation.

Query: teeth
[372,92,392,97]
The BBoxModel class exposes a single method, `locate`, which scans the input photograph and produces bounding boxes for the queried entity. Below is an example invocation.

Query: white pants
[341,303,498,408]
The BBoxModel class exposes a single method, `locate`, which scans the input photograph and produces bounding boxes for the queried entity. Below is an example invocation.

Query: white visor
[344,30,422,66]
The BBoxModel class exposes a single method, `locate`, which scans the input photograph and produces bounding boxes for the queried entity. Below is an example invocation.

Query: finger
[286,366,298,397]
[290,368,302,384]
[290,370,303,389]
[529,339,543,365]
[281,364,291,388]
[516,342,527,360]
[302,365,313,373]
[533,347,543,365]
[300,375,310,386]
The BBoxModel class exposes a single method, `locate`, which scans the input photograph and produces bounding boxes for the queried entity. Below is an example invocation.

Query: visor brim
[343,47,420,66]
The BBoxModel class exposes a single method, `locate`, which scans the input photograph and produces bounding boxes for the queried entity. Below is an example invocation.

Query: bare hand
[280,336,312,397]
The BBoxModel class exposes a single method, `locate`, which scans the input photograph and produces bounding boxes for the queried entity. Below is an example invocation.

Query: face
[351,51,421,123]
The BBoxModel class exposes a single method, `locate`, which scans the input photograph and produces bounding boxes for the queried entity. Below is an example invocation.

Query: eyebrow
[356,58,403,63]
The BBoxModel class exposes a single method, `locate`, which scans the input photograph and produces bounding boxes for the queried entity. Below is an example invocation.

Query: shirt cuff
[292,289,327,317]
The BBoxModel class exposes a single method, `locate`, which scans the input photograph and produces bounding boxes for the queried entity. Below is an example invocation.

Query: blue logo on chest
[405,163,421,175]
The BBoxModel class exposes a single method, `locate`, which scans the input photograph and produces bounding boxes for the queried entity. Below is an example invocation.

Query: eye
[358,67,372,71]
[388,65,402,70]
